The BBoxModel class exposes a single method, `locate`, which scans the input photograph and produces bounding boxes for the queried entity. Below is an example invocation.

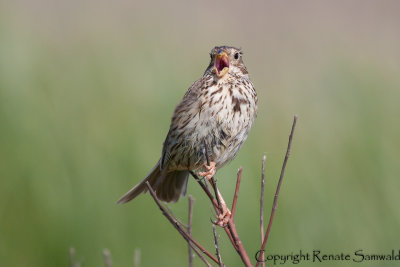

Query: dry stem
[231,167,243,220]
[212,224,224,267]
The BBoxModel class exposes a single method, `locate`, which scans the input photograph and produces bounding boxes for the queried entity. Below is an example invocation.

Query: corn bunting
[118,46,257,208]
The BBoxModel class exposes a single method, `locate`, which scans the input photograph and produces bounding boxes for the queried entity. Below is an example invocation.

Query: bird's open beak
[213,52,229,78]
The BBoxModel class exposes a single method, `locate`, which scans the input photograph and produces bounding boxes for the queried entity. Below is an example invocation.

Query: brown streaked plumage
[118,46,257,204]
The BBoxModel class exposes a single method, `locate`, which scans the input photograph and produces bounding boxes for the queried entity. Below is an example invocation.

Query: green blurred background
[1,1,400,266]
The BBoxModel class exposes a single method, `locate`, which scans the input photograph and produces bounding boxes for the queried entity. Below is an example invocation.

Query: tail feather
[117,160,189,204]
[157,170,189,202]
[117,161,162,204]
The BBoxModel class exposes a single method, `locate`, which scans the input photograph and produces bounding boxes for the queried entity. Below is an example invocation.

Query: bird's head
[207,46,247,79]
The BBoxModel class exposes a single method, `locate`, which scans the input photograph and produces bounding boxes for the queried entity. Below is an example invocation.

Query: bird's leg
[199,161,231,226]
[199,161,217,180]
[215,188,231,227]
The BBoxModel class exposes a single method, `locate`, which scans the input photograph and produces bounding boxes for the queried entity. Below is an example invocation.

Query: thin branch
[226,219,252,266]
[260,155,266,267]
[145,181,220,265]
[133,249,141,267]
[190,243,213,267]
[212,224,224,267]
[103,249,112,267]
[231,167,243,220]
[188,195,194,267]
[256,115,298,266]
[168,195,212,266]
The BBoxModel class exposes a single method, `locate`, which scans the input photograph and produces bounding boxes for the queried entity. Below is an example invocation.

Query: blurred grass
[1,1,400,266]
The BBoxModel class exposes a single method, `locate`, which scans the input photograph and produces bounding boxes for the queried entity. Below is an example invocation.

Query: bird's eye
[234,53,239,60]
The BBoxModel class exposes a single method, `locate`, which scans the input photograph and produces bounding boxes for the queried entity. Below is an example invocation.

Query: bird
[118,46,257,209]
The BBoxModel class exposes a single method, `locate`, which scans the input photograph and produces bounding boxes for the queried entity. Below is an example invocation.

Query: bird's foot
[215,203,231,227]
[199,161,217,181]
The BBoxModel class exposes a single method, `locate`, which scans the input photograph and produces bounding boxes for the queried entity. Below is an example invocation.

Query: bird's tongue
[216,56,229,73]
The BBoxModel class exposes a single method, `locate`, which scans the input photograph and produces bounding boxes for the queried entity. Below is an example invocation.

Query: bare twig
[226,219,252,266]
[231,167,243,220]
[212,224,224,267]
[256,115,298,266]
[190,243,213,267]
[188,195,195,267]
[145,181,220,265]
[260,155,266,267]
[133,249,141,267]
[103,249,112,267]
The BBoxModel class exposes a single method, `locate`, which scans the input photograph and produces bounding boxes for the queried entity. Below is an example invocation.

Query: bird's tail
[117,160,189,204]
